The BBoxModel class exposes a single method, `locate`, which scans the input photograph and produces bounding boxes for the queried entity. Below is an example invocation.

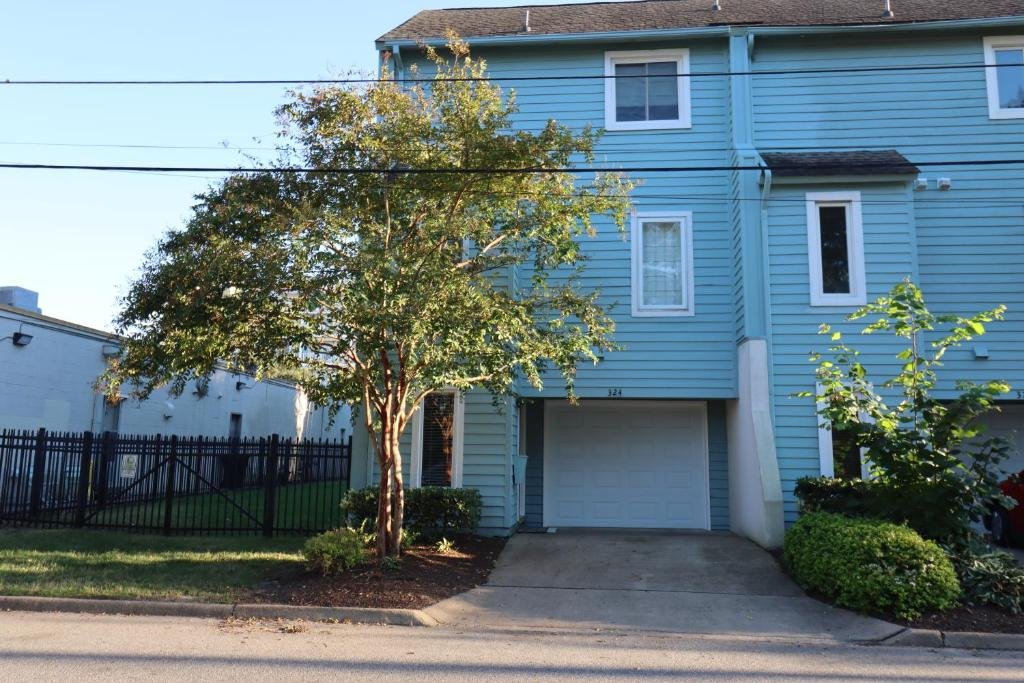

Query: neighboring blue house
[349,0,1024,546]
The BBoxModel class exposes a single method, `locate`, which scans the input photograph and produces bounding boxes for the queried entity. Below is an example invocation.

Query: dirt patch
[248,535,506,610]
[905,605,1024,635]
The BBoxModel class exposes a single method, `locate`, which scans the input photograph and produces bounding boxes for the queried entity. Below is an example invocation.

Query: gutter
[377,14,1024,51]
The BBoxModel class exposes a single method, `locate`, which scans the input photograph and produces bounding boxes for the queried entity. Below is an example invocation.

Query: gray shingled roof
[760,150,920,177]
[379,1,1024,42]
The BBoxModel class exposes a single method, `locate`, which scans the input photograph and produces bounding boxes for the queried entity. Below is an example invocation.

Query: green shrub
[302,527,368,576]
[784,512,960,620]
[340,486,482,538]
[794,476,875,516]
[944,538,1024,614]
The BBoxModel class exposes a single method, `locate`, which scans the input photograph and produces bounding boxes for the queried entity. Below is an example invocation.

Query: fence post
[163,435,178,536]
[74,431,94,527]
[263,434,279,537]
[95,431,114,508]
[28,428,47,518]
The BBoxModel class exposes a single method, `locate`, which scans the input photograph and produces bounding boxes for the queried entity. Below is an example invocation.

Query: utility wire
[1,159,1022,174]
[3,61,1022,85]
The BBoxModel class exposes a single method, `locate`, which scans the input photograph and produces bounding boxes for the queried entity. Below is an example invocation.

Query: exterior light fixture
[12,332,32,347]
[236,380,250,391]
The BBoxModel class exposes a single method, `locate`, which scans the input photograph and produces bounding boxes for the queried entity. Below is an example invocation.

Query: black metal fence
[0,428,352,536]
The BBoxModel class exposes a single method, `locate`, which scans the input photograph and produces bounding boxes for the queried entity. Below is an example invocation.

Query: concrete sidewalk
[426,530,900,642]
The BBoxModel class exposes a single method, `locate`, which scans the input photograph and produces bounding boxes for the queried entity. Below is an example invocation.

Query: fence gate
[0,428,351,536]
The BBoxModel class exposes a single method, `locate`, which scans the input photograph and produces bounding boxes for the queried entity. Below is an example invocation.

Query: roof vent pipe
[712,0,722,10]
[882,0,894,18]
[523,9,531,32]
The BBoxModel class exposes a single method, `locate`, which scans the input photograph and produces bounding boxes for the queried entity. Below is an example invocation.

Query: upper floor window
[631,211,694,316]
[984,36,1024,119]
[805,192,866,307]
[604,49,691,131]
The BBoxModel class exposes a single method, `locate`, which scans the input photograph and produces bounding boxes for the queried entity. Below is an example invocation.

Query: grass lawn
[0,529,305,602]
[87,479,349,534]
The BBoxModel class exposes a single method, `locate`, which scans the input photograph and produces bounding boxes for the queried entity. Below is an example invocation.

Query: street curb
[0,596,436,627]
[878,627,1024,651]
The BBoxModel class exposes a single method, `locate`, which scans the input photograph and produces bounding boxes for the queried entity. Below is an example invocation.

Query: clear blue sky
[0,0,611,330]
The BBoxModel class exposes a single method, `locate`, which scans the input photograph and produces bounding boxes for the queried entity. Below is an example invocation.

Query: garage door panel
[544,402,709,529]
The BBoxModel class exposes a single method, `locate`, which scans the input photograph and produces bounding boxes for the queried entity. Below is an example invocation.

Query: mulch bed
[248,535,506,610]
[905,605,1024,635]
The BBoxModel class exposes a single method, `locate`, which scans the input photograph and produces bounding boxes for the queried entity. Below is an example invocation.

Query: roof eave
[376,14,1024,50]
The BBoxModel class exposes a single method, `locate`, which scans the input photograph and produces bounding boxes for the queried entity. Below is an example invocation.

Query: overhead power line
[1,159,1023,174]
[2,62,1021,86]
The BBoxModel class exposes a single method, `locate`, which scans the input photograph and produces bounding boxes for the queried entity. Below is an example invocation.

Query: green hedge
[302,527,368,575]
[784,512,960,620]
[340,486,482,537]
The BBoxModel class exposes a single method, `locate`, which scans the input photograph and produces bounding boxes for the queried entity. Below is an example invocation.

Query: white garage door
[543,401,709,529]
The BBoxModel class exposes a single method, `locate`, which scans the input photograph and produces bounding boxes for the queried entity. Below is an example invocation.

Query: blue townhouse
[348,0,1024,547]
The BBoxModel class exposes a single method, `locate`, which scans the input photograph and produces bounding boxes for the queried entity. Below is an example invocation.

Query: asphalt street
[1,611,1022,682]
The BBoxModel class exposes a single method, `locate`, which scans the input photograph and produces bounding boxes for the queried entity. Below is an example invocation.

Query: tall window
[605,49,690,131]
[411,391,463,488]
[984,36,1024,119]
[631,212,694,316]
[806,192,866,307]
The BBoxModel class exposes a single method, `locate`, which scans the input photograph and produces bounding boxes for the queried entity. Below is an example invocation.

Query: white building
[0,288,350,440]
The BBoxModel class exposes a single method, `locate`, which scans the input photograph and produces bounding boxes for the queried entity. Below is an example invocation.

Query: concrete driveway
[426,529,901,642]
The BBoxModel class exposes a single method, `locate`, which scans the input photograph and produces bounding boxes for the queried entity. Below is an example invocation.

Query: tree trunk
[389,430,405,557]
[376,459,392,559]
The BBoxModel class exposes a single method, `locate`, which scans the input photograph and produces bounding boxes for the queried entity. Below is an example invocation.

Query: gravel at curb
[879,627,1024,651]
[0,596,437,627]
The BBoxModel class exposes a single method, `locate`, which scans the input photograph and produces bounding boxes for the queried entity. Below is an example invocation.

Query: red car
[989,472,1024,546]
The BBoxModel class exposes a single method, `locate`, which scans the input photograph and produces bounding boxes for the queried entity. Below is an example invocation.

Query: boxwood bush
[341,486,482,538]
[784,512,960,620]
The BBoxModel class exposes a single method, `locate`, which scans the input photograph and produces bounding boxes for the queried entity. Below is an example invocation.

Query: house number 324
[607,388,623,397]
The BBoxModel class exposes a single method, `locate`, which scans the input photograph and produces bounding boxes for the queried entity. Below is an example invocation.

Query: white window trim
[409,390,464,488]
[806,191,866,307]
[631,210,695,317]
[604,49,692,131]
[816,384,873,479]
[983,36,1024,120]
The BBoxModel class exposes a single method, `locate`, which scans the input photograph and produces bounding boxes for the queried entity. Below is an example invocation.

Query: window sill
[631,308,695,318]
[988,108,1024,120]
[606,119,692,132]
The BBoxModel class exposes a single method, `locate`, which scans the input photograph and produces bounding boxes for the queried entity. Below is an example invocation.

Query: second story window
[631,211,694,316]
[605,49,691,131]
[806,192,866,307]
[984,36,1024,119]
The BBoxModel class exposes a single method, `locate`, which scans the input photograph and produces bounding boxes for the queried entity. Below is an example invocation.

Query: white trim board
[409,390,465,488]
[631,210,696,317]
[984,36,1024,120]
[604,48,692,131]
[805,191,866,307]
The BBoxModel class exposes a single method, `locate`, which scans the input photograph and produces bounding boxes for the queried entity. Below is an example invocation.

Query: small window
[411,391,463,488]
[819,422,865,480]
[631,211,694,316]
[605,49,691,131]
[806,192,866,307]
[984,36,1024,119]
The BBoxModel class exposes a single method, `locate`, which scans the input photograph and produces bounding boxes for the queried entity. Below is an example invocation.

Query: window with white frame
[631,211,694,316]
[984,36,1024,119]
[604,49,691,131]
[410,391,464,488]
[805,192,866,307]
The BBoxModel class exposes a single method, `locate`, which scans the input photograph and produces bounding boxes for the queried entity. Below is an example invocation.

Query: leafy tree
[803,279,1012,542]
[103,38,632,557]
